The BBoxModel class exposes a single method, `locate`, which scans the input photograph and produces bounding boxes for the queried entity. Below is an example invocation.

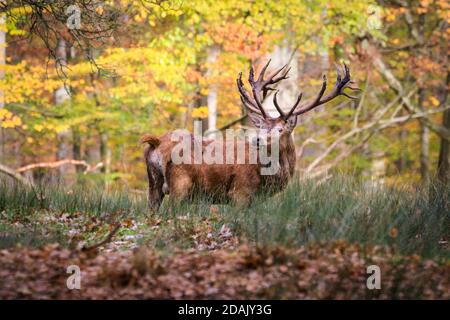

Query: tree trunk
[72,126,82,174]
[55,38,75,184]
[398,124,407,173]
[69,45,82,174]
[206,45,219,137]
[99,131,111,189]
[419,124,430,183]
[418,88,429,184]
[100,132,111,175]
[438,110,450,183]
[194,90,207,134]
[0,14,5,163]
[437,72,450,183]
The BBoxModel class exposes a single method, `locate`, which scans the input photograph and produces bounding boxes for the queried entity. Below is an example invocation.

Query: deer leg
[146,163,165,213]
[228,173,260,207]
[169,172,193,203]
[229,189,253,207]
[164,172,192,215]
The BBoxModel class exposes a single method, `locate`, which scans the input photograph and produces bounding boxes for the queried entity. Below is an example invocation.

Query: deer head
[237,60,359,138]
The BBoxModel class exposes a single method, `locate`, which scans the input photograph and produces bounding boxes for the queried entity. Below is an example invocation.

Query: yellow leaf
[95,5,104,15]
[429,96,440,107]
[192,106,209,119]
[1,119,13,128]
[0,108,9,118]
[11,116,22,126]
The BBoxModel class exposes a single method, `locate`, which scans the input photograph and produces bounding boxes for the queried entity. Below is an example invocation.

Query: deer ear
[286,116,298,131]
[247,112,267,129]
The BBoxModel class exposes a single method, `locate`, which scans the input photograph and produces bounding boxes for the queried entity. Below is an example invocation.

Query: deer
[142,60,359,211]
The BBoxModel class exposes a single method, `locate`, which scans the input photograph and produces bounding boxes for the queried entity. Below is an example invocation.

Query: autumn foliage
[0,0,449,301]
[1,241,448,299]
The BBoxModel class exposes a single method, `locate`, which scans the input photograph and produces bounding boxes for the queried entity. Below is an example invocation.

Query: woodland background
[0,0,449,299]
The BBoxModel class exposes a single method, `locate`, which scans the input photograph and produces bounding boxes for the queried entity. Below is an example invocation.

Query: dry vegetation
[0,177,448,299]
[1,242,449,299]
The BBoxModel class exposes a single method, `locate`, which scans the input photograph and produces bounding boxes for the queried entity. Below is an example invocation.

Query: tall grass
[223,177,449,258]
[0,176,448,258]
[0,180,147,219]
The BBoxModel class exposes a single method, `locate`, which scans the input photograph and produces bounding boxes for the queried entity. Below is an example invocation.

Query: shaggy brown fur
[140,134,161,149]
[142,123,296,210]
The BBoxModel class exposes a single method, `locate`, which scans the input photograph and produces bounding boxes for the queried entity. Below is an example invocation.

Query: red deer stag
[142,60,358,210]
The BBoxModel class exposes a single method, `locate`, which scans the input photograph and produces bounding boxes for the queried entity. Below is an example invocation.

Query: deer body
[143,60,358,211]
[143,129,296,209]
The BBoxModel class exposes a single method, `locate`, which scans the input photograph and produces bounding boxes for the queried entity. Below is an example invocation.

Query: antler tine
[237,73,254,107]
[239,96,260,115]
[289,63,360,118]
[265,66,291,98]
[316,75,328,103]
[269,65,290,84]
[339,63,359,99]
[251,85,268,118]
[285,92,303,119]
[247,60,291,119]
[237,60,295,120]
[249,65,255,83]
[255,62,290,98]
[236,72,264,115]
[346,79,362,91]
[293,75,327,116]
[257,59,272,82]
[273,91,286,119]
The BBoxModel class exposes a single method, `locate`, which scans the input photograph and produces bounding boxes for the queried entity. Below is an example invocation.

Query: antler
[290,64,360,117]
[237,61,360,121]
[237,59,290,119]
[273,90,303,120]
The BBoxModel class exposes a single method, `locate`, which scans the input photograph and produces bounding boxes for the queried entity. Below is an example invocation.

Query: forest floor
[0,176,449,299]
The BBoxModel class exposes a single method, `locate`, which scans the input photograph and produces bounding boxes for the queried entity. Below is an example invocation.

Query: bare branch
[305,89,416,173]
[17,159,103,174]
[362,39,450,141]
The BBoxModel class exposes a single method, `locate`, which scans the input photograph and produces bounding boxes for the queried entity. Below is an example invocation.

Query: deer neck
[260,134,295,190]
[279,134,296,179]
